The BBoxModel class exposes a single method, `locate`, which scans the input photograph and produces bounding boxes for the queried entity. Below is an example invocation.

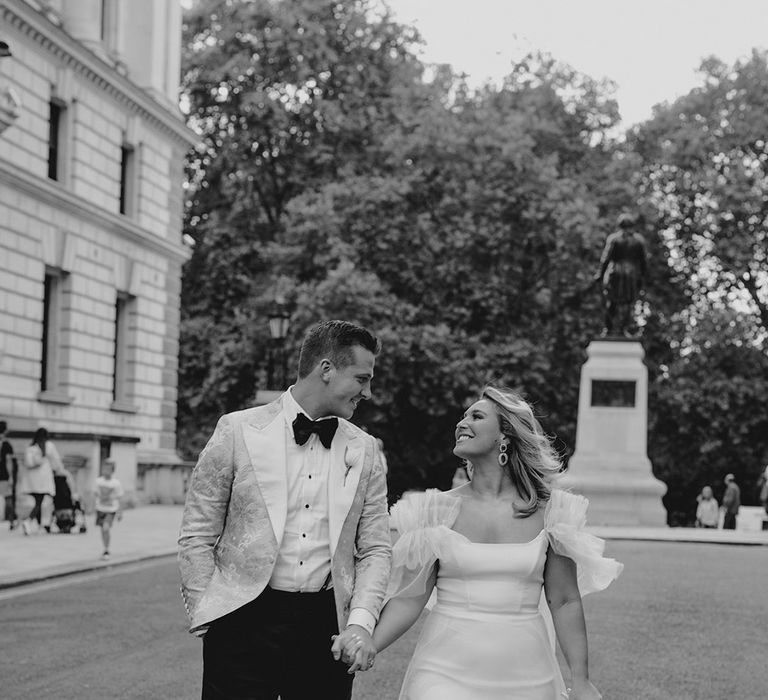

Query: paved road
[0,558,200,699]
[2,541,767,699]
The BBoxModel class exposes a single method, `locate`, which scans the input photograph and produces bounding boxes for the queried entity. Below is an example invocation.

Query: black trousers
[202,587,354,700]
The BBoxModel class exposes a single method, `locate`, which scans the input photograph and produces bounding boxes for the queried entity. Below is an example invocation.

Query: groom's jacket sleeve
[177,414,235,624]
[349,438,392,624]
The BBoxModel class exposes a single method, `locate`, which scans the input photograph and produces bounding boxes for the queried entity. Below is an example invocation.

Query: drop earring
[498,441,508,467]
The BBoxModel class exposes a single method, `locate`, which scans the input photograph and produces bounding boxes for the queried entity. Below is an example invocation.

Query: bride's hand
[568,679,601,700]
[351,645,377,673]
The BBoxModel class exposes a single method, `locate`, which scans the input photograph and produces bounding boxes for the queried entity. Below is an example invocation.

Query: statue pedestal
[558,339,667,526]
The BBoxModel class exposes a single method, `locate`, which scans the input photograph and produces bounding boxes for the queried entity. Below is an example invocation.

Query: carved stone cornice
[1,0,198,148]
[0,160,193,264]
[0,85,20,133]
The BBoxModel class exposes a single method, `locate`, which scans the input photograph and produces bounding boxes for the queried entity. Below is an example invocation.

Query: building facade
[0,0,195,506]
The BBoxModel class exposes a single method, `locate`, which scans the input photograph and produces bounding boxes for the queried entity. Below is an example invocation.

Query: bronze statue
[594,214,648,337]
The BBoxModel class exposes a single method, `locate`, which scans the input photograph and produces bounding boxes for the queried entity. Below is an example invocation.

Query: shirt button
[302,533,306,538]
[308,475,312,479]
[299,561,303,566]
[305,504,310,509]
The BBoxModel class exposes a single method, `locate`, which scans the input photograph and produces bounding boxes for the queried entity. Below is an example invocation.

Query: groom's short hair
[297,320,379,378]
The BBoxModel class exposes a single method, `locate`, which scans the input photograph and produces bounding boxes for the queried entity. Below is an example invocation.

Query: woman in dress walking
[344,386,622,699]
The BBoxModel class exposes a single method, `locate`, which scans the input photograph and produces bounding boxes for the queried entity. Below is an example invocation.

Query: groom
[178,320,391,699]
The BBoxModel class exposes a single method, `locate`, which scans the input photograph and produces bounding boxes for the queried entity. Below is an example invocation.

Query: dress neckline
[447,527,547,547]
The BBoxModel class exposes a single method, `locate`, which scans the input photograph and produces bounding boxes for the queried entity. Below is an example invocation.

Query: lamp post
[267,299,290,390]
[254,297,290,406]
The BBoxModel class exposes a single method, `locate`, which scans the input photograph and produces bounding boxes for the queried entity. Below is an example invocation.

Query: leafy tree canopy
[179,1,766,519]
[630,50,768,334]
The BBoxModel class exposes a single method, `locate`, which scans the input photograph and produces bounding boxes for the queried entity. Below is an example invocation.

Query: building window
[47,99,67,182]
[100,0,109,41]
[119,143,135,215]
[101,0,116,43]
[41,268,65,393]
[111,292,137,412]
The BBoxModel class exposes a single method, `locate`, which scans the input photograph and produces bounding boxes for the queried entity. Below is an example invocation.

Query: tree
[649,306,768,524]
[268,55,646,499]
[630,50,768,335]
[628,51,768,522]
[178,0,424,454]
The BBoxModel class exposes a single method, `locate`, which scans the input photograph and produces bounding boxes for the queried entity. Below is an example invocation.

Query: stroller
[53,473,87,533]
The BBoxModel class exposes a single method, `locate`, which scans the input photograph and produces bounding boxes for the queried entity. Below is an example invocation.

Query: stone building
[0,0,195,507]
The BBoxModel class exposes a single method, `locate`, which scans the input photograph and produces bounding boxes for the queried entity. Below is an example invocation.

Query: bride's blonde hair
[481,386,562,517]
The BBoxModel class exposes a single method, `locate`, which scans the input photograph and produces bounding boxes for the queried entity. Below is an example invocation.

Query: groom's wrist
[346,608,375,636]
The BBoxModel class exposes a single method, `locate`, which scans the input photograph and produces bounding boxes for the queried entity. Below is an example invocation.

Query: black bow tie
[292,413,338,449]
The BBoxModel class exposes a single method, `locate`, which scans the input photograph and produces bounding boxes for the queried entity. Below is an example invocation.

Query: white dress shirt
[268,389,376,634]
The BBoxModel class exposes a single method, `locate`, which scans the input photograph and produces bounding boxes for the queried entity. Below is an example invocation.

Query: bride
[344,386,622,699]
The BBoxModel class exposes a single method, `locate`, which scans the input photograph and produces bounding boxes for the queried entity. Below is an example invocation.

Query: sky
[384,0,768,127]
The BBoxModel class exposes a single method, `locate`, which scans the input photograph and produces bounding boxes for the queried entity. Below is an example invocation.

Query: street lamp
[267,299,290,390]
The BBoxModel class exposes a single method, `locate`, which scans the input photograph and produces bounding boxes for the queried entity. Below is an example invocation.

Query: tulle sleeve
[386,489,461,599]
[544,489,623,596]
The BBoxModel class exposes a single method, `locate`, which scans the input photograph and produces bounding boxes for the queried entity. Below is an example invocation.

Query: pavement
[1,504,767,590]
[0,504,184,589]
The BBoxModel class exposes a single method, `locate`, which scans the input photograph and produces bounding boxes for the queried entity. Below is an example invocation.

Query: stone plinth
[558,339,667,526]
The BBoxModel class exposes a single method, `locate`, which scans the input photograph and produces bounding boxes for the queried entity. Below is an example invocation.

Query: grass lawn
[354,539,768,700]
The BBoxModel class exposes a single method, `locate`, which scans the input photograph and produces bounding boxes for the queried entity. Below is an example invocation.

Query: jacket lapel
[327,426,366,559]
[243,402,288,546]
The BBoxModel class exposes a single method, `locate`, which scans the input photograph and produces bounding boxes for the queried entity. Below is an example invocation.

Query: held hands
[568,679,602,700]
[330,625,377,675]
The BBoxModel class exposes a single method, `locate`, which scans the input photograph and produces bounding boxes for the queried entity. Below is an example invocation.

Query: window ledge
[37,390,74,405]
[110,400,139,414]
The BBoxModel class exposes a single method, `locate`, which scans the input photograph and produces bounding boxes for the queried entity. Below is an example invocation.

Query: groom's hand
[331,625,376,674]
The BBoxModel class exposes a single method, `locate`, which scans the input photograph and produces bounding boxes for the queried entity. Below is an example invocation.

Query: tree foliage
[262,53,651,498]
[631,51,768,520]
[178,0,424,450]
[630,51,768,333]
[179,1,766,520]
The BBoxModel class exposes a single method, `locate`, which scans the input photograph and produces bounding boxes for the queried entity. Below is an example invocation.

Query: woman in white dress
[344,386,622,699]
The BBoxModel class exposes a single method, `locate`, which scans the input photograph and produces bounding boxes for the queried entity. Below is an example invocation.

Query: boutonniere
[343,440,366,487]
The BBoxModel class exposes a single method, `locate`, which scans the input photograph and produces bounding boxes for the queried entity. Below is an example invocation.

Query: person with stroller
[19,428,59,535]
[93,459,123,559]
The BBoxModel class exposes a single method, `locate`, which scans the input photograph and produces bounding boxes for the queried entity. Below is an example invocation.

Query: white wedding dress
[387,488,623,700]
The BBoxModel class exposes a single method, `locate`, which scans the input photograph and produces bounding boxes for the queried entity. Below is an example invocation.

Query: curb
[597,534,768,546]
[0,549,177,590]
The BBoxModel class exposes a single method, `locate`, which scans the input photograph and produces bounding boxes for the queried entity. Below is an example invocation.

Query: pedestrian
[18,428,57,535]
[93,459,123,559]
[178,320,391,699]
[0,420,15,525]
[695,485,719,528]
[757,465,768,516]
[721,473,741,530]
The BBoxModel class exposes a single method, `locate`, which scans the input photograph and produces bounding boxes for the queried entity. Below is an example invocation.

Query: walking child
[93,459,123,559]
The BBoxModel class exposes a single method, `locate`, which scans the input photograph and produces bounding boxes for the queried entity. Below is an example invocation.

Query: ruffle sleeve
[544,489,623,596]
[386,489,461,599]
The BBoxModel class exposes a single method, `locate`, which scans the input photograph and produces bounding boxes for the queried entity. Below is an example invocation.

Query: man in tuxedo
[179,320,391,699]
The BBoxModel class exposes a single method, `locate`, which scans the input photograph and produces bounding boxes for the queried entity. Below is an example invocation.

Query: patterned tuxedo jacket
[177,396,392,635]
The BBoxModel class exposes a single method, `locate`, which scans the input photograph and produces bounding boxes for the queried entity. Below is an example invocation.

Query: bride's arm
[544,551,601,700]
[371,563,437,653]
